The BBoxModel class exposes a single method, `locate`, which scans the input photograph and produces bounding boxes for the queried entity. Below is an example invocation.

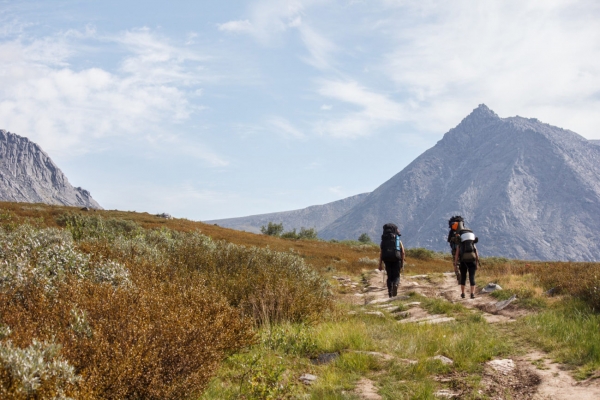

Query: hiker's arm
[475,248,480,267]
[454,248,459,267]
[400,242,405,263]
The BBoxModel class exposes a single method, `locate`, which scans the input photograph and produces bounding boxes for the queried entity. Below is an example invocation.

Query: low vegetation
[1,202,600,397]
[0,206,332,398]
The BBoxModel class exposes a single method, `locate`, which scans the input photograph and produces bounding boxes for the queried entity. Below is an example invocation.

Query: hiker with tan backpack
[453,224,480,299]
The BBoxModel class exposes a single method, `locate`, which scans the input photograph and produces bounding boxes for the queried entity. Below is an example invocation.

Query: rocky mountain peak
[0,129,102,209]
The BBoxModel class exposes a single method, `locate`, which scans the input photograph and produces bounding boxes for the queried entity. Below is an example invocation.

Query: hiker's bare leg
[470,286,475,295]
[461,285,465,294]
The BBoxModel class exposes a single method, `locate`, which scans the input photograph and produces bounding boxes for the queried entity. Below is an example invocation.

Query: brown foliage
[0,270,254,399]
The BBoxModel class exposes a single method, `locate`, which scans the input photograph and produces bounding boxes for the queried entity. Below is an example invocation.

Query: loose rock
[487,359,515,375]
[299,373,318,385]
[432,355,454,365]
[481,283,503,293]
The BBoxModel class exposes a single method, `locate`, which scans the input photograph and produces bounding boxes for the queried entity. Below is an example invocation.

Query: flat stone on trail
[364,286,386,292]
[419,316,455,325]
[434,389,459,398]
[399,314,455,324]
[405,302,421,307]
[366,296,410,305]
[487,359,515,374]
[494,294,517,311]
[363,311,385,317]
[410,274,429,279]
[299,373,318,385]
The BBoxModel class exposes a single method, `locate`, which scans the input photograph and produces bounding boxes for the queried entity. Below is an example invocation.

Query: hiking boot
[460,293,465,299]
[470,293,475,299]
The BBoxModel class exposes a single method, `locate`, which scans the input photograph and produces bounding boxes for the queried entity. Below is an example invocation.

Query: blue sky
[1,1,599,220]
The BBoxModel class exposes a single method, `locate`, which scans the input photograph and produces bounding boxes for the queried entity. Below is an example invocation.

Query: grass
[516,299,600,379]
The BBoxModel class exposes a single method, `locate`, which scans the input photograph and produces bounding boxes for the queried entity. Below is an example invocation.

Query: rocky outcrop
[319,105,600,261]
[0,130,101,209]
[206,193,369,234]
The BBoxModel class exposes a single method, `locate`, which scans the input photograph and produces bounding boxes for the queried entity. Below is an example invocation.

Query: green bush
[405,248,437,260]
[280,227,318,240]
[280,229,298,239]
[358,233,372,243]
[260,222,284,236]
[298,227,318,240]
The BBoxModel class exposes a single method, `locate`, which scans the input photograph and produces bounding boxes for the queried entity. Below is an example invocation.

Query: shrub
[0,225,130,291]
[297,227,318,240]
[358,233,372,243]
[0,338,80,399]
[169,234,333,325]
[260,222,283,237]
[405,248,437,260]
[280,229,298,239]
[0,276,254,399]
[358,257,378,266]
[280,227,318,240]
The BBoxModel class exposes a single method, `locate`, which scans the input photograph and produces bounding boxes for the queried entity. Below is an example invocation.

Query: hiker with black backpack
[453,228,480,299]
[378,223,405,298]
[447,216,465,284]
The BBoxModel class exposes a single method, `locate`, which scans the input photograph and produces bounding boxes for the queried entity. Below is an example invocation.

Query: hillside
[206,192,369,234]
[318,105,600,261]
[0,130,101,209]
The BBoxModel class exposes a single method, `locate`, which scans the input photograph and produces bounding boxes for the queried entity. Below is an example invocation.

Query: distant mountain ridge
[319,105,600,261]
[206,193,369,233]
[212,105,600,261]
[0,130,101,209]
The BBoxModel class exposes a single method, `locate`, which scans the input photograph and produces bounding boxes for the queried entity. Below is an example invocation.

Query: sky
[1,0,599,220]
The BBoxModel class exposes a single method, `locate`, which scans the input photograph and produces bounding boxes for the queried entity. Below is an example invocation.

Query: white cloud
[218,20,254,33]
[298,24,336,70]
[0,29,210,156]
[268,116,306,139]
[320,104,332,110]
[315,79,405,138]
[378,0,600,136]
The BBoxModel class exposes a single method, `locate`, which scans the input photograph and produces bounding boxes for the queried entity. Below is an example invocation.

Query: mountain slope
[206,193,369,234]
[0,130,101,209]
[319,105,600,261]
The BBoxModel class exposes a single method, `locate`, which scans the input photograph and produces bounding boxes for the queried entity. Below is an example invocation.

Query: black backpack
[458,228,478,262]
[380,223,401,262]
[447,216,464,255]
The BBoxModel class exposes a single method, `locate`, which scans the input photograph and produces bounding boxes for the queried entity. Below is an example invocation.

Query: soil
[347,269,600,399]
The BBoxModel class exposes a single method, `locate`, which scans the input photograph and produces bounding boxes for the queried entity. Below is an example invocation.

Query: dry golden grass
[0,201,451,275]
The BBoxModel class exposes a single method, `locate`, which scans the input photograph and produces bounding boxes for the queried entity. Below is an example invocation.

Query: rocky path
[337,270,600,399]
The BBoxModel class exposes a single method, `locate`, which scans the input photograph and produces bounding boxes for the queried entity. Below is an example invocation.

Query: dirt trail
[348,270,600,399]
